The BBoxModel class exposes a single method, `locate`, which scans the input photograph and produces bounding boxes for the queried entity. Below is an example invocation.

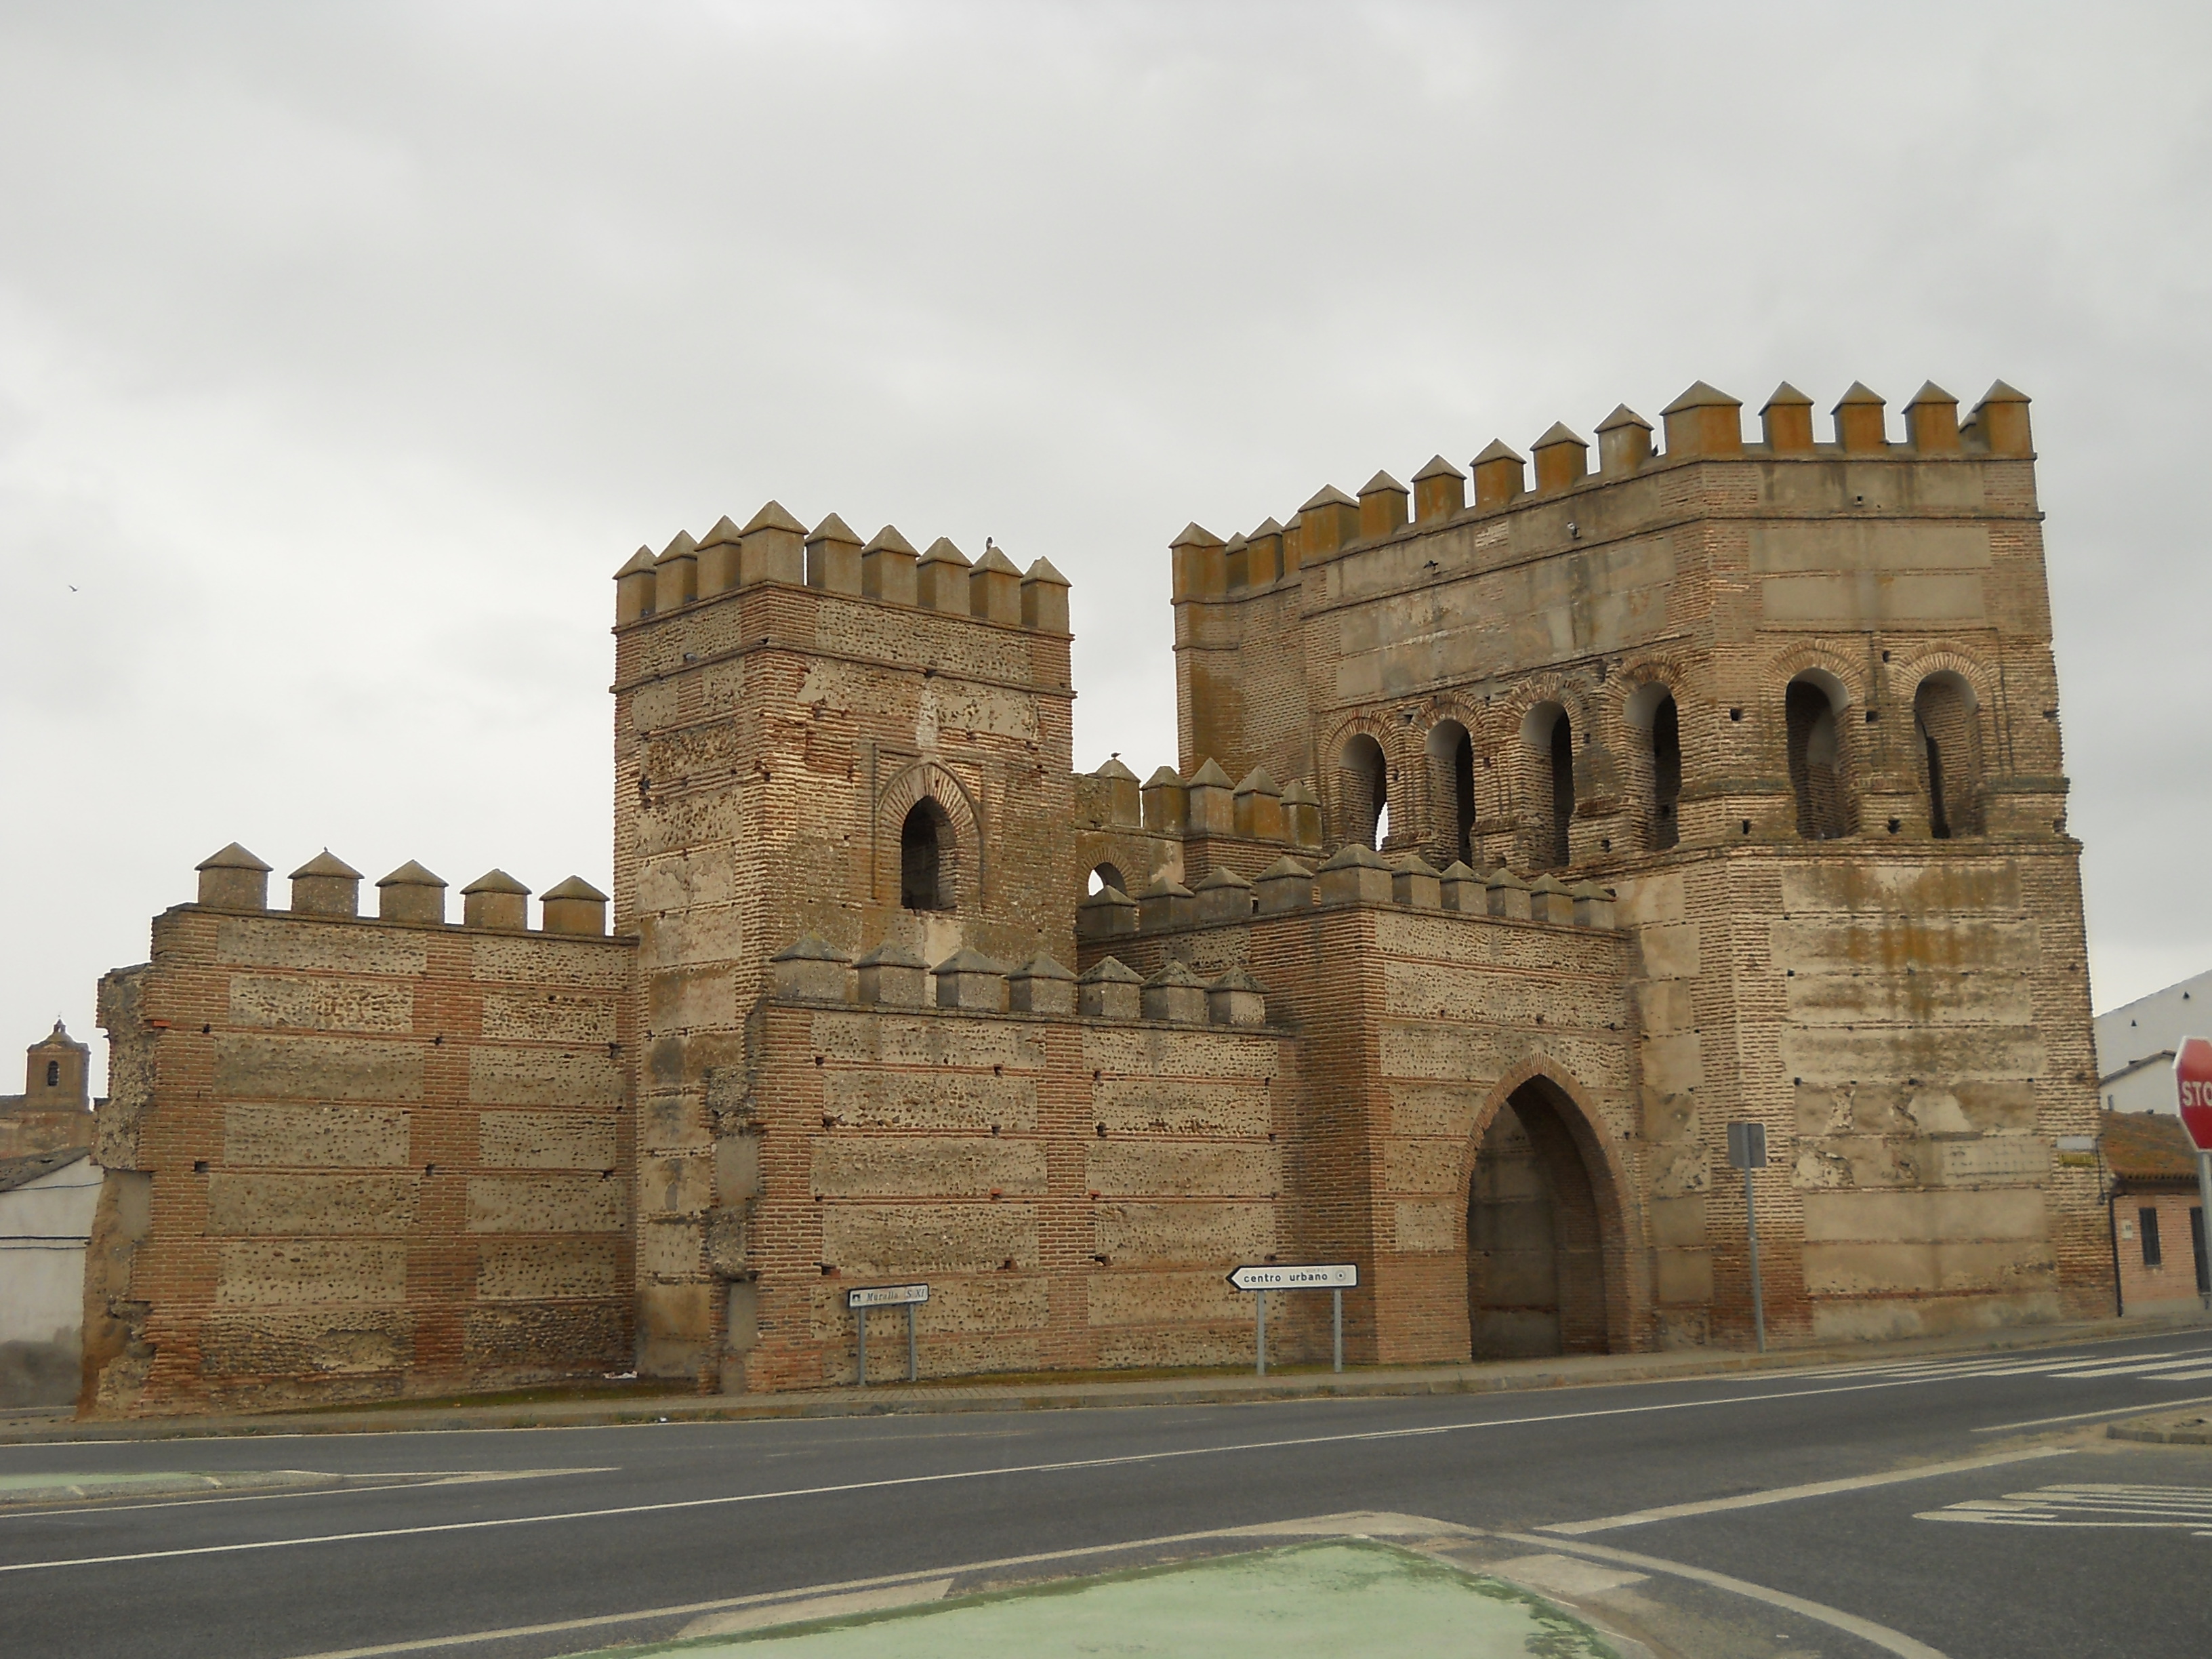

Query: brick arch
[1617,658,1694,853]
[1458,1055,1644,1356]
[1320,712,1404,849]
[1893,644,1996,838]
[1763,642,1866,708]
[1420,697,1486,865]
[875,760,984,908]
[1501,676,1592,870]
[1767,645,1864,841]
[1887,642,1996,711]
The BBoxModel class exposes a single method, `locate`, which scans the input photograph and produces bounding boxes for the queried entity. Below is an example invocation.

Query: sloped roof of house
[2100,1110,2201,1185]
[0,1145,92,1195]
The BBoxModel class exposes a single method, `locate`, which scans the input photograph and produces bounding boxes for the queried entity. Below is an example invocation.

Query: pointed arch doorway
[1467,1075,1624,1357]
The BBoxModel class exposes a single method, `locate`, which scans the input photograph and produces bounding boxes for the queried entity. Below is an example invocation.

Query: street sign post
[1726,1122,1769,1353]
[1226,1263,1357,1376]
[846,1282,928,1385]
[2175,1038,2212,1310]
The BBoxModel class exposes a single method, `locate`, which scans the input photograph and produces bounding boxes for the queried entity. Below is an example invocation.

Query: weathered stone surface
[223,1105,409,1168]
[1093,1201,1273,1265]
[466,1176,627,1233]
[481,991,619,1044]
[217,1240,407,1305]
[820,1203,1040,1275]
[477,1238,619,1299]
[468,1048,626,1106]
[820,1071,1039,1132]
[207,1173,419,1235]
[214,1034,424,1101]
[228,975,413,1033]
[1086,1142,1276,1197]
[811,1137,1047,1198]
[217,918,424,975]
[478,1111,617,1170]
[1091,1078,1270,1137]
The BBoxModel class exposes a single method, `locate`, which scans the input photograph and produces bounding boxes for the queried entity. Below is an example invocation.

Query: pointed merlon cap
[773,933,850,964]
[1595,405,1652,432]
[1359,470,1408,495]
[1662,381,1741,414]
[1144,960,1206,988]
[1528,872,1570,895]
[1832,382,1888,451]
[1759,382,1817,451]
[460,867,528,895]
[1317,842,1389,872]
[1210,967,1267,994]
[1144,765,1185,788]
[1906,381,1956,408]
[198,842,271,874]
[1078,956,1143,985]
[1412,454,1467,481]
[1393,853,1442,877]
[972,544,1022,576]
[657,530,697,562]
[932,946,1006,975]
[1093,756,1139,781]
[377,859,446,889]
[1761,382,1813,412]
[741,500,806,536]
[1023,556,1069,586]
[699,515,743,548]
[291,848,362,880]
[1978,379,2030,405]
[863,525,917,556]
[1531,423,1587,451]
[1169,522,1225,549]
[806,512,861,546]
[1249,515,1288,537]
[1439,860,1481,880]
[854,941,925,969]
[1833,381,1885,407]
[1471,438,1525,466]
[918,535,971,567]
[1488,867,1530,889]
[1139,874,1194,899]
[1008,953,1076,981]
[1221,532,1248,552]
[1193,865,1254,890]
[615,545,657,579]
[1187,757,1234,790]
[1235,766,1279,795]
[1298,485,1357,512]
[1279,779,1319,806]
[1258,855,1316,879]
[542,875,609,903]
[1570,880,1613,900]
[1969,378,2034,455]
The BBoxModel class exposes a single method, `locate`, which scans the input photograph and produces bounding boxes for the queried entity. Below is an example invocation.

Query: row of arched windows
[1335,666,1986,868]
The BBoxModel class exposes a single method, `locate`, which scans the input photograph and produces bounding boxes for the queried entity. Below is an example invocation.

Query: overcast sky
[4,3,2209,1088]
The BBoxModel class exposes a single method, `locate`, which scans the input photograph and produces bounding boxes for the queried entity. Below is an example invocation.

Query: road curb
[10,1309,2209,1444]
[2107,1407,2212,1446]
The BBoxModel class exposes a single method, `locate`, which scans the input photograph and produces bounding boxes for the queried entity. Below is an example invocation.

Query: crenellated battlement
[615,499,1069,636]
[1171,379,2034,603]
[186,843,611,935]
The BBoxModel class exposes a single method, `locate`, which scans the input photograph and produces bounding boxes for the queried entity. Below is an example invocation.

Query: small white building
[0,1147,101,1408]
[2095,966,2212,1115]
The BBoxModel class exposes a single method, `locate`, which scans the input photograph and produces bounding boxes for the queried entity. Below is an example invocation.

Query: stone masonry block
[214,1034,424,1102]
[478,1111,617,1170]
[222,1105,409,1168]
[206,1173,419,1235]
[466,1175,628,1233]
[217,1240,407,1306]
[811,1136,1047,1198]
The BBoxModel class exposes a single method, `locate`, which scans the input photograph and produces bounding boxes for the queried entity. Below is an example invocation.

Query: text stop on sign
[2177,1036,2212,1153]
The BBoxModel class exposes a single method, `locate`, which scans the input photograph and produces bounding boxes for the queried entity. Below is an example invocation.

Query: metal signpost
[1226,1263,1358,1376]
[846,1282,928,1385]
[1726,1122,1768,1353]
[2174,1038,2212,1310]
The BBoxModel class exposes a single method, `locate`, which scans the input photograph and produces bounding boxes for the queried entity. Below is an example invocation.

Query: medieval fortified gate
[81,377,2109,1414]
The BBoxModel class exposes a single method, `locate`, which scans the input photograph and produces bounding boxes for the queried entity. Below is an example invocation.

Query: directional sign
[846,1282,929,1309]
[1227,1263,1357,1291]
[1726,1121,1767,1171]
[2176,1037,2212,1153]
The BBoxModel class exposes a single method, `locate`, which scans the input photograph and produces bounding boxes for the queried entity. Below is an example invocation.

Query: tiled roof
[2100,1111,2203,1185]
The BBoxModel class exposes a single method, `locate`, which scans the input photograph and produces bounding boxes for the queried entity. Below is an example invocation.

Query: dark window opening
[2139,1206,2162,1267]
[1340,734,1388,850]
[1914,674,1982,838]
[1786,678,1851,839]
[45,1060,60,1088]
[901,800,954,911]
[1427,721,1477,867]
[1650,694,1681,851]
[1545,711,1574,869]
[1088,862,1126,897]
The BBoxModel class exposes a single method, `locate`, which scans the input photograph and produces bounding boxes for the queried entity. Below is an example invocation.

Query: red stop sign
[2177,1036,2212,1153]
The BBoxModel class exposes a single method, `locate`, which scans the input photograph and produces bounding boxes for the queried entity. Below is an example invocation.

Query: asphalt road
[3,1326,2210,1659]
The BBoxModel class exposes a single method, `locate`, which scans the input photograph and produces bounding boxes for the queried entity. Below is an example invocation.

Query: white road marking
[1539,1447,2072,1535]
[1918,1482,2212,1534]
[1971,1392,2212,1432]
[0,1370,2095,1576]
[2044,1356,2212,1378]
[1492,1531,1950,1659]
[0,1468,615,1521]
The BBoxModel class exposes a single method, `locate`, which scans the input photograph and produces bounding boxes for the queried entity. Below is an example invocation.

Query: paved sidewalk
[9,1309,2206,1445]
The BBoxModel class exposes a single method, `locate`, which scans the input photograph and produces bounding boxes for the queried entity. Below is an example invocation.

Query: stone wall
[85,874,636,1416]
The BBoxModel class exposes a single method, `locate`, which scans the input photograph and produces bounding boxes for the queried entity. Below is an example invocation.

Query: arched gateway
[1466,1072,1633,1357]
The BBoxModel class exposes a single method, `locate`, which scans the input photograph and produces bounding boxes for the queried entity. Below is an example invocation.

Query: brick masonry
[88,379,2115,1411]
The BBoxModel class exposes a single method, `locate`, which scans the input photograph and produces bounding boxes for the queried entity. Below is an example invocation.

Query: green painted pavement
[615,1541,1618,1658]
